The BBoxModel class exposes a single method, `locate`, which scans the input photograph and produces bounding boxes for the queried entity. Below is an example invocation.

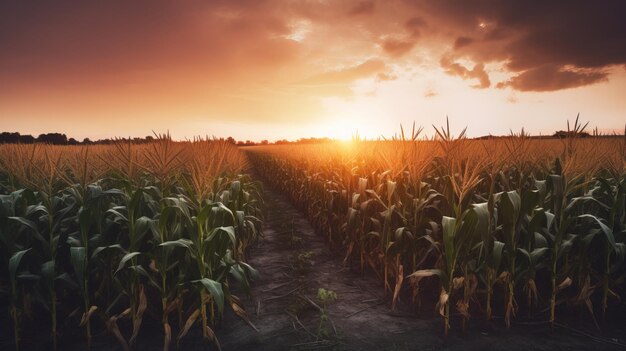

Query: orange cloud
[302,60,387,85]
[381,38,416,58]
[440,56,491,89]
[348,1,375,16]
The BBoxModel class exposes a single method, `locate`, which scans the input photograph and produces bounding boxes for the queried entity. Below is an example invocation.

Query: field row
[248,131,625,335]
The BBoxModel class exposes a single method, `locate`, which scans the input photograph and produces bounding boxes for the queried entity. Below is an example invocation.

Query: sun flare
[314,115,361,141]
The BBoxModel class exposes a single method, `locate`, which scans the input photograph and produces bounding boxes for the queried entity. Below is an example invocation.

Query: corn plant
[248,119,624,335]
[0,138,260,351]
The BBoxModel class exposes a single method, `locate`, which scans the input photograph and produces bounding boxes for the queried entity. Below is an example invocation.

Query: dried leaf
[392,264,404,311]
[79,305,98,326]
[436,289,449,318]
[130,285,148,345]
[177,309,200,341]
[456,301,470,318]
[106,315,130,351]
[163,322,172,351]
[452,276,464,290]
[204,325,222,351]
[556,277,572,292]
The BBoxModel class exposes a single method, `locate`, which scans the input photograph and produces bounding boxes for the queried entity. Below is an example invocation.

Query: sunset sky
[1,0,625,141]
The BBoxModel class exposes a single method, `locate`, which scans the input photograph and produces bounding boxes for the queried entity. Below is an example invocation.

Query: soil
[3,181,626,350]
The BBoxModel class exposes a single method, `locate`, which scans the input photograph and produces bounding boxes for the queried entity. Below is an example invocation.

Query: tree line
[0,132,158,145]
[0,132,335,146]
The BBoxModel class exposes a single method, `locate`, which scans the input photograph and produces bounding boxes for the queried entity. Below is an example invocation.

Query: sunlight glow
[313,115,360,141]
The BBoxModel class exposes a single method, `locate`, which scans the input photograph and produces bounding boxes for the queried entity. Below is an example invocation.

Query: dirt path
[215,184,625,351]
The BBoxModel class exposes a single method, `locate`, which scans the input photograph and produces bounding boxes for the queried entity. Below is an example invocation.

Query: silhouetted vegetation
[0,132,157,145]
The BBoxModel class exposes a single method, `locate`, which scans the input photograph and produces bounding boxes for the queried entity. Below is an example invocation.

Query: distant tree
[0,132,20,143]
[295,137,332,144]
[68,138,79,145]
[19,134,35,144]
[226,136,236,144]
[260,140,269,145]
[0,132,34,144]
[553,130,590,138]
[236,141,245,146]
[82,137,93,145]
[37,133,68,145]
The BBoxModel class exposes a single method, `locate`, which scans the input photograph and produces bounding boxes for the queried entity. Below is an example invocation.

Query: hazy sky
[1,0,625,141]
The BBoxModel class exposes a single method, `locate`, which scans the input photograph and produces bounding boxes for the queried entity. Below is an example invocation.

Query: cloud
[453,37,474,49]
[348,1,375,16]
[303,60,387,85]
[506,93,518,104]
[405,17,426,37]
[377,72,398,81]
[496,65,608,92]
[381,38,416,57]
[2,0,625,139]
[424,88,438,98]
[408,0,626,91]
[0,1,299,91]
[440,56,490,89]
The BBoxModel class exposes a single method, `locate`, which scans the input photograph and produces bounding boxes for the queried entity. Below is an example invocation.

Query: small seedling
[316,288,337,339]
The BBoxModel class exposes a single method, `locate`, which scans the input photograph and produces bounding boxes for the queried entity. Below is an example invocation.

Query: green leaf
[492,241,505,271]
[106,208,128,222]
[500,191,521,225]
[191,278,224,314]
[579,214,616,249]
[9,216,46,244]
[41,260,55,282]
[441,216,457,279]
[55,272,79,290]
[9,249,31,285]
[91,244,125,260]
[115,252,142,275]
[70,247,87,295]
[470,202,490,244]
[207,226,236,246]
[159,238,194,252]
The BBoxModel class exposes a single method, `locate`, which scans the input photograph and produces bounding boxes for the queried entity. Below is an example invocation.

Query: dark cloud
[405,16,426,37]
[453,37,474,49]
[409,0,626,91]
[440,56,490,89]
[348,1,375,16]
[496,65,608,92]
[381,38,416,57]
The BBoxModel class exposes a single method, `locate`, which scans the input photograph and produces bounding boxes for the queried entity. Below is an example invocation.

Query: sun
[314,114,363,141]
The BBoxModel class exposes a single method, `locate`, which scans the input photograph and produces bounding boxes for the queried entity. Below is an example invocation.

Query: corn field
[1,124,625,350]
[0,135,262,350]
[248,122,626,336]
